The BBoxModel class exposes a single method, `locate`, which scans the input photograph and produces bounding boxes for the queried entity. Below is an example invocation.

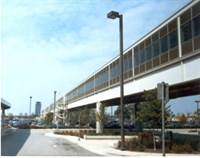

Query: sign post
[157,82,169,157]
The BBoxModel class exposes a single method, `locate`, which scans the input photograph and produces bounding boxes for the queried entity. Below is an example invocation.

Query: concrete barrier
[83,135,138,140]
[109,140,119,148]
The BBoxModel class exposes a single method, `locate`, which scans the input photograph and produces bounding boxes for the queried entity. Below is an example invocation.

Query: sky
[1,0,199,116]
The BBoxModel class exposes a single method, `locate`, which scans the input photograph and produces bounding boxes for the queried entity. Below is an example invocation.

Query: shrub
[138,131,153,141]
[172,143,193,153]
[138,131,154,148]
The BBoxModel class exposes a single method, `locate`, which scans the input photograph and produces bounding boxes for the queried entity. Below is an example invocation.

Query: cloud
[1,0,192,114]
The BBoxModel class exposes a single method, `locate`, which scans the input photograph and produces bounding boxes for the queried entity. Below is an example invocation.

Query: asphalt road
[1,129,100,156]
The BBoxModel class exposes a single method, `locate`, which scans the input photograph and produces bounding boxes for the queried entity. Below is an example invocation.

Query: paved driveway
[1,129,100,156]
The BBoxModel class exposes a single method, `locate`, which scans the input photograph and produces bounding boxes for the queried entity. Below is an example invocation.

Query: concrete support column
[1,109,5,129]
[65,110,70,126]
[96,102,104,134]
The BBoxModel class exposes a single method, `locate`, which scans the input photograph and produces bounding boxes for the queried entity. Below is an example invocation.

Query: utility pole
[53,91,57,124]
[107,10,125,151]
[29,96,32,119]
[157,82,169,157]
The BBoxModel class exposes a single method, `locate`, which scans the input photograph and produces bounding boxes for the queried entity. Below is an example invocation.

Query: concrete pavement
[1,127,16,137]
[2,129,99,156]
[45,132,199,157]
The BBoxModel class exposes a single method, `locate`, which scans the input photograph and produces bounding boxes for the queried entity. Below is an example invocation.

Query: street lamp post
[78,110,82,141]
[107,11,125,150]
[29,96,32,119]
[53,91,57,124]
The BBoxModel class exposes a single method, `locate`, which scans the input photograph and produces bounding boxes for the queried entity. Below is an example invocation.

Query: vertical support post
[29,96,32,119]
[78,110,82,141]
[107,11,125,150]
[157,82,169,157]
[161,83,165,157]
[53,91,57,124]
[119,14,125,151]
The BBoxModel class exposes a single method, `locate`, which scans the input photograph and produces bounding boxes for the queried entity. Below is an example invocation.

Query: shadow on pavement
[1,128,31,156]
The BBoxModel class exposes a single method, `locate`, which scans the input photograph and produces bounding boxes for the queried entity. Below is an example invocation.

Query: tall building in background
[35,101,42,116]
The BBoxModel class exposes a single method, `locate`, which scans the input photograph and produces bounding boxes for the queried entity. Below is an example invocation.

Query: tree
[136,89,171,150]
[7,113,14,120]
[30,113,36,119]
[137,89,161,128]
[114,104,134,121]
[96,105,105,123]
[24,113,28,117]
[69,111,79,126]
[81,107,96,126]
[56,109,64,123]
[19,113,23,118]
[44,112,53,125]
[178,113,188,124]
[137,89,171,128]
[167,110,175,122]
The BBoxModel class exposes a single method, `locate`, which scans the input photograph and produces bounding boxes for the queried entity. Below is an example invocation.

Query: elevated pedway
[68,52,200,110]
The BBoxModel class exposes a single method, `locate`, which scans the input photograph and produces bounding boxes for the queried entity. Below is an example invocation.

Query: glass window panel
[153,41,160,57]
[134,53,140,67]
[181,21,192,42]
[85,80,94,91]
[124,60,128,71]
[116,64,120,76]
[160,35,168,53]
[140,49,146,63]
[110,64,119,79]
[193,15,200,37]
[169,29,178,49]
[128,57,132,70]
[95,71,108,86]
[146,45,152,60]
[124,57,132,72]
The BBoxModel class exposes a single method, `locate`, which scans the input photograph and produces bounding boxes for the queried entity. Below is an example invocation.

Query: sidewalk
[1,128,14,137]
[45,132,199,157]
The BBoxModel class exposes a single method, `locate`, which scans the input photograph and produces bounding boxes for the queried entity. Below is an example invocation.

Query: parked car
[19,122,30,129]
[43,123,55,128]
[55,123,65,128]
[12,121,21,128]
[194,122,200,128]
[36,123,45,128]
[184,122,195,128]
[104,120,121,129]
[30,122,37,127]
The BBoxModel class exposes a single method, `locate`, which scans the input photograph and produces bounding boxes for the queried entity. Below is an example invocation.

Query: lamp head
[107,11,120,19]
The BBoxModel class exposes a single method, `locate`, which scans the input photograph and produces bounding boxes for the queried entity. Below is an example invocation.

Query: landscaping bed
[54,129,200,154]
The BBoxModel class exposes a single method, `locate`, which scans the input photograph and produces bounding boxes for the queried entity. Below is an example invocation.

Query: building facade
[35,101,42,116]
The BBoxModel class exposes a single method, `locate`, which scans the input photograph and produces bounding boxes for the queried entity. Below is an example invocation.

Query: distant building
[35,102,42,116]
[1,98,11,129]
